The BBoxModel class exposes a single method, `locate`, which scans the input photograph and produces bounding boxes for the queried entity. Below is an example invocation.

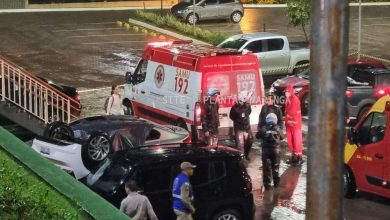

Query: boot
[293,155,304,166]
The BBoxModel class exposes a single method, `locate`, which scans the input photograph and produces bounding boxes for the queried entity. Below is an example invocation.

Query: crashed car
[40,115,190,167]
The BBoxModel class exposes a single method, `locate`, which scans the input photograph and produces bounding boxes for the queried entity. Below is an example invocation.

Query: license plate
[40,146,50,155]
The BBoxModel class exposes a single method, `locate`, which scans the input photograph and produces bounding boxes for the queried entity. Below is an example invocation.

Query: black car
[43,116,190,167]
[85,143,254,220]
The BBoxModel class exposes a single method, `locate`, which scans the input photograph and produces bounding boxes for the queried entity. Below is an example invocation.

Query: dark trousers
[235,130,253,157]
[262,147,280,187]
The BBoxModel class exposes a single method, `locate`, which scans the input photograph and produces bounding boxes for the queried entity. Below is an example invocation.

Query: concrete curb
[1,2,389,13]
[128,18,211,45]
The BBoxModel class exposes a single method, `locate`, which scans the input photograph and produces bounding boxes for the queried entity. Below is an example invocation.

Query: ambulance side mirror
[347,127,357,145]
[126,71,134,84]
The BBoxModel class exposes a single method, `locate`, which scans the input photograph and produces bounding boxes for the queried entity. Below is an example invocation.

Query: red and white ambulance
[123,41,264,141]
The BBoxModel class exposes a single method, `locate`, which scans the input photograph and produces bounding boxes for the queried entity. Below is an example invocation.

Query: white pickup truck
[218,32,310,76]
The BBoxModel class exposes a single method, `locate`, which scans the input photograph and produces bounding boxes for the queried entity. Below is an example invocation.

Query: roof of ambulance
[146,41,245,58]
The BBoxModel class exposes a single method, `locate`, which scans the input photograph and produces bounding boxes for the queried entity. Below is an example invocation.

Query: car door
[217,0,234,18]
[352,111,389,195]
[138,165,176,220]
[197,0,219,20]
[128,59,152,118]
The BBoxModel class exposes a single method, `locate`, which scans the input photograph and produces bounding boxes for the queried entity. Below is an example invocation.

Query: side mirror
[126,71,133,84]
[347,127,357,145]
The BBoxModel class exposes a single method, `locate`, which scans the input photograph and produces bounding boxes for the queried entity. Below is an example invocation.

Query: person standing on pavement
[284,84,303,165]
[106,85,124,115]
[172,162,196,220]
[257,113,283,190]
[201,88,220,146]
[120,180,158,220]
[258,94,284,130]
[229,90,253,160]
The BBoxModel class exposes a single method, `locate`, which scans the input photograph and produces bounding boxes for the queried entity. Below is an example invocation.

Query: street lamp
[357,0,362,61]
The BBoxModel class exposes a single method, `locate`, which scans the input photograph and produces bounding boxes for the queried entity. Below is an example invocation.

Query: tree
[287,0,311,42]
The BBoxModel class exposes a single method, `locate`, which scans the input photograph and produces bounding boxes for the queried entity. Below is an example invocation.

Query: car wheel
[43,121,74,142]
[123,99,134,116]
[357,105,371,121]
[344,166,356,198]
[86,133,112,162]
[186,13,198,25]
[301,94,309,116]
[231,11,242,23]
[212,209,241,220]
[293,61,310,75]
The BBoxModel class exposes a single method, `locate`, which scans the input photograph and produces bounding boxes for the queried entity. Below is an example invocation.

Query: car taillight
[194,102,201,126]
[183,134,192,143]
[375,87,388,97]
[345,90,353,98]
[74,94,81,102]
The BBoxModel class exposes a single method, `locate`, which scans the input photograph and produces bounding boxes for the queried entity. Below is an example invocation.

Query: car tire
[186,13,198,25]
[123,99,134,116]
[357,105,371,121]
[344,166,357,198]
[301,94,309,116]
[293,61,310,75]
[231,11,242,23]
[85,132,112,162]
[43,121,74,142]
[212,209,242,220]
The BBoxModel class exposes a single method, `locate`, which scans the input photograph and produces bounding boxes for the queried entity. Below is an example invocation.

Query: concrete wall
[26,0,179,8]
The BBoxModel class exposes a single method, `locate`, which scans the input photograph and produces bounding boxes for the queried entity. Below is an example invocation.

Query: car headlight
[294,87,303,94]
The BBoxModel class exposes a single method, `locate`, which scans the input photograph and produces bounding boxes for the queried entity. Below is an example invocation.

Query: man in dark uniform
[201,88,220,145]
[257,113,283,191]
[258,94,283,130]
[230,90,253,160]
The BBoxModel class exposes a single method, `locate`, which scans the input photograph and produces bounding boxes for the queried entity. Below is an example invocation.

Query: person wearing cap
[201,88,220,146]
[172,162,196,220]
[120,180,158,220]
[229,90,253,160]
[257,113,283,191]
[285,84,303,165]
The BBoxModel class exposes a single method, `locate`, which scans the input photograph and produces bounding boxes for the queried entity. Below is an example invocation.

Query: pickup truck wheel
[212,209,241,220]
[85,132,112,162]
[301,94,309,115]
[43,121,74,142]
[293,61,310,75]
[344,167,357,198]
[357,105,371,121]
[231,11,242,23]
[186,13,198,25]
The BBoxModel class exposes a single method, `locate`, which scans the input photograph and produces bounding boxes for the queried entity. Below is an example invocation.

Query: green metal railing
[0,127,129,220]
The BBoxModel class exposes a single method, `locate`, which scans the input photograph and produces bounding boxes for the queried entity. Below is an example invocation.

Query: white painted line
[352,17,390,20]
[52,27,122,32]
[69,33,146,38]
[363,24,390,27]
[40,22,116,27]
[80,41,149,45]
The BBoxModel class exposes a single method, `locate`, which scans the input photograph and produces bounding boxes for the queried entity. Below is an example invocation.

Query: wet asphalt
[0,7,390,219]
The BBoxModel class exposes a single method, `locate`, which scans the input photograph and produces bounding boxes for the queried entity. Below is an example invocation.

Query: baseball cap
[180,161,197,170]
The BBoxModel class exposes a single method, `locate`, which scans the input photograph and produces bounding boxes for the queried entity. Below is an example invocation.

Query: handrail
[0,55,82,124]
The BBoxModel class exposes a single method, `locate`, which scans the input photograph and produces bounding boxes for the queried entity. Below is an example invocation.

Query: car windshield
[298,70,310,79]
[87,158,131,193]
[219,38,248,50]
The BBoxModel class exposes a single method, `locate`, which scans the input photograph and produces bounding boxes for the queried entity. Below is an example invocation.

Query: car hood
[171,2,192,12]
[272,75,309,88]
